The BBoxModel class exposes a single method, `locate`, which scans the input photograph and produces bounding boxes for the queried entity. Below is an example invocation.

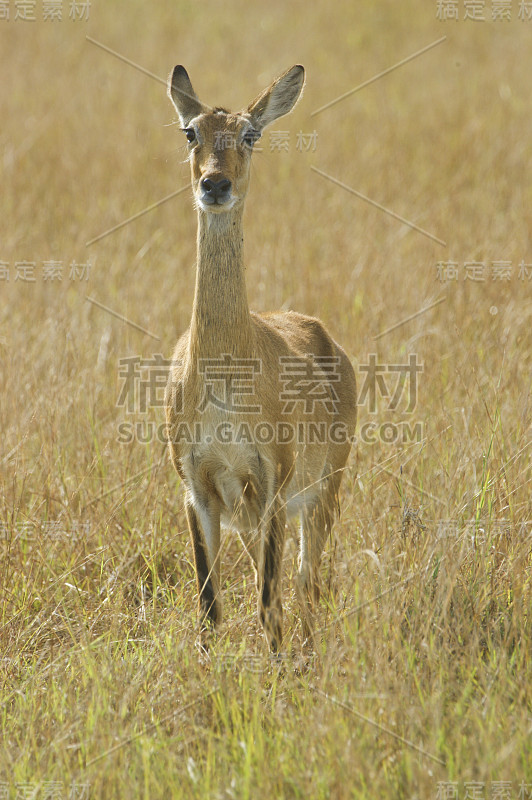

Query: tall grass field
[0,1,530,797]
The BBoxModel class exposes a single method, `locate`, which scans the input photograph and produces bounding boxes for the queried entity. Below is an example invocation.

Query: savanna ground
[0,1,531,798]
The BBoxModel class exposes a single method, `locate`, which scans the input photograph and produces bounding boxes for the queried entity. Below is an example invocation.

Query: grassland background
[0,1,531,798]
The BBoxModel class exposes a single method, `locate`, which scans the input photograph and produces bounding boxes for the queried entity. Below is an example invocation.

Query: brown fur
[165,65,357,652]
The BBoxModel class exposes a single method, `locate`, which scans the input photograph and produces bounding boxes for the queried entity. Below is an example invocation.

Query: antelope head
[168,64,305,213]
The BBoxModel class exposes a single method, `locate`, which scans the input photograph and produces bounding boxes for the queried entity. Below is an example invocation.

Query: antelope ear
[168,65,205,127]
[246,65,305,132]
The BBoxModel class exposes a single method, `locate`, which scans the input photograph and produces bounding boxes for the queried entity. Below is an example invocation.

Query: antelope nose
[201,177,232,202]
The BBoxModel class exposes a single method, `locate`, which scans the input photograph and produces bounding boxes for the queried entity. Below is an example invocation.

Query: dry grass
[0,1,530,798]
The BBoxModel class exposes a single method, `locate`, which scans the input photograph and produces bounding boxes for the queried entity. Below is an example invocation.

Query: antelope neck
[189,205,254,359]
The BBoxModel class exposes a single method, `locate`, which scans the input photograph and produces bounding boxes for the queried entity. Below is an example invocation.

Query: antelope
[165,64,357,653]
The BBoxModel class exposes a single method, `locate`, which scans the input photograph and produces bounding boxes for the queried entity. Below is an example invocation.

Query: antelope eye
[243,129,260,148]
[183,128,196,144]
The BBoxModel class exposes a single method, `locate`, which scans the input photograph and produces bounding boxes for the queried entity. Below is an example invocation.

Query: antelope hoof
[261,606,283,654]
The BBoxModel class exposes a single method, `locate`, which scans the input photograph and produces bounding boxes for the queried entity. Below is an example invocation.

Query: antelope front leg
[258,499,286,654]
[185,498,221,648]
